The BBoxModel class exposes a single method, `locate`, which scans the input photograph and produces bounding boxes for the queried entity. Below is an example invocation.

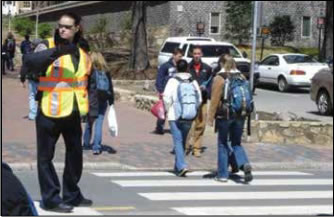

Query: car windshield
[283,55,318,64]
[188,45,242,58]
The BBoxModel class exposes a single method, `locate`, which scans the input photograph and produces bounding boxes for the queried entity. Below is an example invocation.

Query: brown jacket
[208,71,246,126]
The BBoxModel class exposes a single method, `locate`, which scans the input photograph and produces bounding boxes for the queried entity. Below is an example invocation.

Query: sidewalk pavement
[1,74,333,171]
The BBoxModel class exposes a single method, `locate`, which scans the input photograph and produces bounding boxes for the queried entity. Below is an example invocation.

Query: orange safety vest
[38,38,92,118]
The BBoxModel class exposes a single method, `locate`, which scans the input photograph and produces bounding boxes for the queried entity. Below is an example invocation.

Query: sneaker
[82,145,92,151]
[192,151,201,158]
[93,149,102,155]
[177,168,189,177]
[214,177,228,183]
[153,129,164,135]
[243,163,253,183]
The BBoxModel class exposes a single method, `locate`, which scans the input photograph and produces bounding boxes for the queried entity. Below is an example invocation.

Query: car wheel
[317,90,333,116]
[278,77,289,92]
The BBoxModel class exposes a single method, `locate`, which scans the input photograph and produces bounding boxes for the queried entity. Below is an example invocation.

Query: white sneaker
[214,177,228,183]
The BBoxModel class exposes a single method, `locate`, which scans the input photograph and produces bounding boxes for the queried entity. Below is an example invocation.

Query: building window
[23,1,31,8]
[210,12,220,34]
[302,16,311,37]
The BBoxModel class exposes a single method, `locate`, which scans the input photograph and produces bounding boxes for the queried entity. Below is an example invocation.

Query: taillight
[290,70,306,75]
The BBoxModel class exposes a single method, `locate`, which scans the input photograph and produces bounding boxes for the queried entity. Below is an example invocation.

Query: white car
[257,54,329,92]
[158,36,250,69]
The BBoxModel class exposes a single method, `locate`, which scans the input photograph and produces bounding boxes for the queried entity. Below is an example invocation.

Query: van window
[161,42,180,54]
[187,45,242,58]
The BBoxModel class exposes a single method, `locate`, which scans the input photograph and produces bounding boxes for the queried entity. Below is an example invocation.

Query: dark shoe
[72,198,93,207]
[231,167,240,174]
[153,129,164,135]
[177,168,189,177]
[243,163,253,183]
[170,149,175,155]
[43,203,73,213]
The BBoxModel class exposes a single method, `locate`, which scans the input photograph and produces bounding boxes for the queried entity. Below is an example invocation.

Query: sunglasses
[58,23,74,30]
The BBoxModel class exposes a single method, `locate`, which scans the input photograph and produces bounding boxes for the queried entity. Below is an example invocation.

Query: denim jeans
[83,101,108,151]
[169,120,192,173]
[28,80,38,120]
[216,118,250,179]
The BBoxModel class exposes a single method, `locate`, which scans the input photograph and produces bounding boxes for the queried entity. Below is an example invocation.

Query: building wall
[169,1,227,41]
[261,1,327,48]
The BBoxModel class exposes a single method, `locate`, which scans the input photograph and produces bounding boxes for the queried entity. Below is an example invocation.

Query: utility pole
[35,9,39,39]
[250,1,259,92]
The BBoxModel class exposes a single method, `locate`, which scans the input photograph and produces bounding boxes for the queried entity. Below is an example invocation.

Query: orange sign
[261,27,270,35]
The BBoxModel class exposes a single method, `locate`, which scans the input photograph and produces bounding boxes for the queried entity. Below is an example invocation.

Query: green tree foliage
[269,16,295,46]
[13,17,34,36]
[224,1,252,45]
[38,23,53,39]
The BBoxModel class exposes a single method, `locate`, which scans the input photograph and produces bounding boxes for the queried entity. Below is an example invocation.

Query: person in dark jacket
[20,38,43,121]
[2,162,38,216]
[154,48,184,134]
[2,42,8,75]
[22,12,93,213]
[20,35,33,61]
[4,32,16,71]
[83,51,115,155]
[186,46,212,157]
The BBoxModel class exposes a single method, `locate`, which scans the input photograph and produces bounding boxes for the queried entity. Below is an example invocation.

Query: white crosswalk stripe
[92,171,312,177]
[173,205,333,215]
[91,170,333,215]
[139,191,333,201]
[112,179,332,187]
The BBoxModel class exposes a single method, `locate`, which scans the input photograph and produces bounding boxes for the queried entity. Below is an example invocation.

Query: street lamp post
[35,9,39,39]
[317,10,325,61]
[8,9,12,32]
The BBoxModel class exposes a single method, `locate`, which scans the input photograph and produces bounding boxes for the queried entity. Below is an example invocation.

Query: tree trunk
[128,1,150,71]
[321,1,333,60]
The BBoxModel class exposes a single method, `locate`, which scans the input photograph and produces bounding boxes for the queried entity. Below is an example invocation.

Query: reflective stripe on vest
[38,38,91,118]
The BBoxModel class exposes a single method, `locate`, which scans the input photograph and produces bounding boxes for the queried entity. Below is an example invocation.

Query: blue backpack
[223,73,254,118]
[174,77,200,121]
[95,70,111,96]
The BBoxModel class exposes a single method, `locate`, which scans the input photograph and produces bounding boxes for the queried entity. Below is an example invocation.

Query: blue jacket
[155,58,177,93]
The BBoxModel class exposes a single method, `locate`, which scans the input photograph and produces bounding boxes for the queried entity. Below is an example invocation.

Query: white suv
[158,36,250,69]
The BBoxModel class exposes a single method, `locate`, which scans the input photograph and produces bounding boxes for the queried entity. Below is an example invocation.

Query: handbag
[108,105,118,137]
[151,99,166,120]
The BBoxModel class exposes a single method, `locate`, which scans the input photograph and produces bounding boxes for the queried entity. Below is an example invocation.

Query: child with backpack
[163,60,202,177]
[208,56,253,183]
[83,52,114,155]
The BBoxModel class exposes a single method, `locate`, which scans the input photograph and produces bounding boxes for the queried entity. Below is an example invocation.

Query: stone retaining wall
[114,87,333,146]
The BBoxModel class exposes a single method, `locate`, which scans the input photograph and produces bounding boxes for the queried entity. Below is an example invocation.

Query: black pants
[36,110,84,208]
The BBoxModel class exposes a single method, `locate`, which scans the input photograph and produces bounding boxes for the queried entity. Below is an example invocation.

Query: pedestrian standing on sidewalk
[83,51,115,155]
[20,35,33,61]
[186,46,212,157]
[208,56,253,183]
[22,12,93,212]
[20,39,43,121]
[2,42,8,75]
[4,32,16,71]
[154,48,184,135]
[163,59,202,177]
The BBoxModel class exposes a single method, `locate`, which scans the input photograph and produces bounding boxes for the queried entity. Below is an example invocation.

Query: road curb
[8,162,333,172]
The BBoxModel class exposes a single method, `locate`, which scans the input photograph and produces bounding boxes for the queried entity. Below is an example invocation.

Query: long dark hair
[55,12,90,52]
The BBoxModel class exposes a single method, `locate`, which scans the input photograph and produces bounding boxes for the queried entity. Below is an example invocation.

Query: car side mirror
[242,51,248,59]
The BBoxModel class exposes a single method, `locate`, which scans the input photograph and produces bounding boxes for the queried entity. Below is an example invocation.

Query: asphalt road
[12,169,333,215]
[254,85,333,123]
